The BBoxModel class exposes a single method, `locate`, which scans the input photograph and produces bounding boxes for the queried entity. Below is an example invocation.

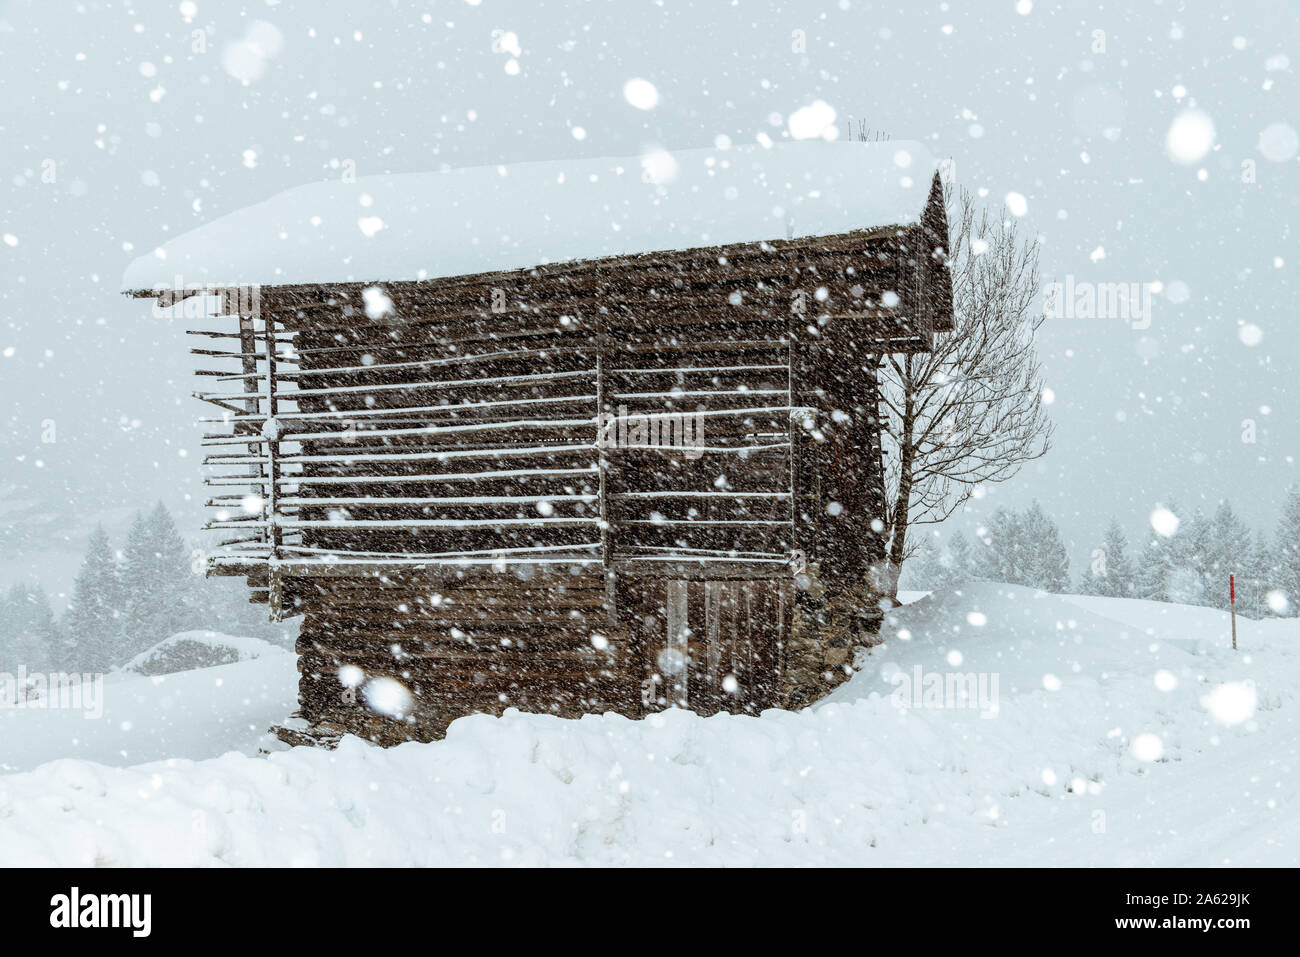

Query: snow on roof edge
[123,140,940,292]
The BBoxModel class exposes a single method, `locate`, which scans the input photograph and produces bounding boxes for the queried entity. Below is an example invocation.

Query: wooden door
[640,580,790,715]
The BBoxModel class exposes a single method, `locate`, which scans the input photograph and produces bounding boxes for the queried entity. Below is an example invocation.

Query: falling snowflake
[1130,733,1163,761]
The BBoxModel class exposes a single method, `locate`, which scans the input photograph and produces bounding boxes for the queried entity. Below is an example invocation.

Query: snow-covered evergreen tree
[1204,502,1253,611]
[63,525,125,671]
[1134,503,1185,603]
[26,585,61,670]
[1238,530,1276,620]
[120,503,205,661]
[948,531,976,584]
[975,507,1023,583]
[1131,501,1263,610]
[1019,501,1069,591]
[906,533,974,590]
[974,502,1068,591]
[1079,517,1134,597]
[1273,484,1300,617]
[0,587,17,669]
[1,583,61,671]
[903,538,946,590]
[1170,508,1214,606]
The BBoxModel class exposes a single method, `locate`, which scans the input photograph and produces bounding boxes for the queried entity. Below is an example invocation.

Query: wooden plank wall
[184,222,943,739]
[294,571,634,741]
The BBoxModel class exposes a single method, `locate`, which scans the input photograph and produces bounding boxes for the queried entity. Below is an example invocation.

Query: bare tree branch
[877,187,1054,583]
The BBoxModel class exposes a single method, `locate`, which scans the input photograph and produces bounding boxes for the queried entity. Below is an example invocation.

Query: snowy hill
[0,585,1296,866]
[0,649,296,774]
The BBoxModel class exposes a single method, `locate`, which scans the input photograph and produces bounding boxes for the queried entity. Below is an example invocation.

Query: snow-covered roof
[123,141,939,291]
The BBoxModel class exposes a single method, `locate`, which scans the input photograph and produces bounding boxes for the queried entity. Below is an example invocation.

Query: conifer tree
[1079,518,1134,597]
[948,530,976,584]
[905,538,947,589]
[1134,503,1185,603]
[1239,530,1275,619]
[2,583,61,671]
[907,533,976,590]
[1274,485,1300,616]
[1019,501,1069,591]
[120,503,203,660]
[977,507,1023,583]
[64,525,126,671]
[975,503,1068,591]
[1205,502,1253,611]
[0,586,18,670]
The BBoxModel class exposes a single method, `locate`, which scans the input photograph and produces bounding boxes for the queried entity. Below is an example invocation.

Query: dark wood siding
[163,185,954,743]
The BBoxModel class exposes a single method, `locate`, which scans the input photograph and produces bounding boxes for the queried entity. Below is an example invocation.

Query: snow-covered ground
[0,647,294,774]
[0,584,1295,866]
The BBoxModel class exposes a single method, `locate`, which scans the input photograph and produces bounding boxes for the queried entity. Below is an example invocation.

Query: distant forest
[0,502,293,673]
[906,490,1300,620]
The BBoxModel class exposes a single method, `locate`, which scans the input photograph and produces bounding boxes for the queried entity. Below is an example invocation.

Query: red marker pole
[1229,574,1237,651]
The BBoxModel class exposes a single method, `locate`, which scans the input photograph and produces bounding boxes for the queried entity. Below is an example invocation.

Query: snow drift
[0,650,296,774]
[0,584,1295,866]
[124,630,285,676]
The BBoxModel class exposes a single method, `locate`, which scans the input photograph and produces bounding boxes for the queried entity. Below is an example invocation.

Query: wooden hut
[123,141,954,745]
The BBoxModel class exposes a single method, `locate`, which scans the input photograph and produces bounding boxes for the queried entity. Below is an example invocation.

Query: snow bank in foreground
[0,584,1296,866]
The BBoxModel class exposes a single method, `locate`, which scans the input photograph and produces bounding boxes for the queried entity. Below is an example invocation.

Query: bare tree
[877,188,1054,593]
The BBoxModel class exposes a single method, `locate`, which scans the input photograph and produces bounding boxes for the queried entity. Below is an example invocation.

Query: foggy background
[1,0,1297,602]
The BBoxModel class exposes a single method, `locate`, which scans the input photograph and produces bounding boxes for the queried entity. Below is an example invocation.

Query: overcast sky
[2,0,1298,600]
